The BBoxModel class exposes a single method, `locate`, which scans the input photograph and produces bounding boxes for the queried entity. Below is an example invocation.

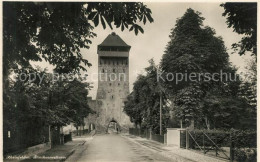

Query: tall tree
[3,68,94,151]
[160,8,231,127]
[241,57,257,106]
[221,3,257,56]
[124,82,145,128]
[124,59,170,134]
[237,57,257,129]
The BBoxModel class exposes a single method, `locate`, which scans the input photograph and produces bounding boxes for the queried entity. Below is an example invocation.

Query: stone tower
[96,32,132,131]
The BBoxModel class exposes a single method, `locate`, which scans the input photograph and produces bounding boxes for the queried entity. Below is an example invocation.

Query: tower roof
[98,32,130,47]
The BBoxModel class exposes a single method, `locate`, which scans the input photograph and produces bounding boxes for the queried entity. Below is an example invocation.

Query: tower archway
[106,118,121,134]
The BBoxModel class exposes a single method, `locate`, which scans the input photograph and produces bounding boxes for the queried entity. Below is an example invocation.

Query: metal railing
[180,129,256,162]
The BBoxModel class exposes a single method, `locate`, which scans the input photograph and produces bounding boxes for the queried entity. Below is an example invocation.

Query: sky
[33,2,252,99]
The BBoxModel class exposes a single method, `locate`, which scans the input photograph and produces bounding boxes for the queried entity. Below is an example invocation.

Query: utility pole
[160,91,162,135]
[158,66,163,136]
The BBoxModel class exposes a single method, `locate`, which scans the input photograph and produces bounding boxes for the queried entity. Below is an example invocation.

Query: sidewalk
[122,134,228,162]
[4,135,93,162]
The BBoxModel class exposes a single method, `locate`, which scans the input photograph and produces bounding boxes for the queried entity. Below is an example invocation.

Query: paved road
[66,133,173,162]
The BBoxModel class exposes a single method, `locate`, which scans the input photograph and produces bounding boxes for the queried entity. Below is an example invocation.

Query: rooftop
[98,32,130,47]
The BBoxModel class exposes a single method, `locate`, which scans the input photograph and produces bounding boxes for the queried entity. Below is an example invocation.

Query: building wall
[96,55,132,130]
[84,97,100,130]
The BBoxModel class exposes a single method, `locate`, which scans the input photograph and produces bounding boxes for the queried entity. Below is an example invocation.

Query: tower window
[118,83,120,86]
[109,83,112,86]
[102,69,105,73]
[111,95,114,99]
[123,69,125,73]
[113,69,116,73]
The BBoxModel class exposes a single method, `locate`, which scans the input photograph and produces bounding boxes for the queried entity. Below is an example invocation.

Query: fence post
[215,145,217,157]
[214,135,218,157]
[230,141,234,162]
[49,125,52,148]
[164,133,167,145]
[186,129,189,149]
[230,133,234,162]
[180,130,182,148]
[69,132,72,141]
[149,128,152,140]
[203,133,205,154]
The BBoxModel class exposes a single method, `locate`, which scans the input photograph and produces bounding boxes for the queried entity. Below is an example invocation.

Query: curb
[61,149,75,162]
[61,137,91,162]
[125,134,227,162]
[121,134,196,162]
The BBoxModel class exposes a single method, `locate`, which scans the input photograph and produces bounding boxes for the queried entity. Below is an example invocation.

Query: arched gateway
[106,118,121,134]
[85,32,132,133]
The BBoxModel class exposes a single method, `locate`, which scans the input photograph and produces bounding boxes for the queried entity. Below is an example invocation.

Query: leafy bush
[231,129,256,162]
[231,129,256,148]
[235,148,256,162]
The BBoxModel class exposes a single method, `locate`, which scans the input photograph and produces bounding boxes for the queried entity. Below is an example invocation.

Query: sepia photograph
[2,1,257,162]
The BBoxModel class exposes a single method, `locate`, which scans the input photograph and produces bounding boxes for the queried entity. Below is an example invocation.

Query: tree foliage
[236,57,257,129]
[3,2,153,76]
[161,9,228,126]
[240,57,257,106]
[221,3,257,56]
[124,59,170,134]
[4,67,93,140]
[160,8,254,129]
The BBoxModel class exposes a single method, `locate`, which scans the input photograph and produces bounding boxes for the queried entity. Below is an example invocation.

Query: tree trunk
[80,126,82,136]
[134,123,137,128]
[49,125,52,148]
[138,123,141,129]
